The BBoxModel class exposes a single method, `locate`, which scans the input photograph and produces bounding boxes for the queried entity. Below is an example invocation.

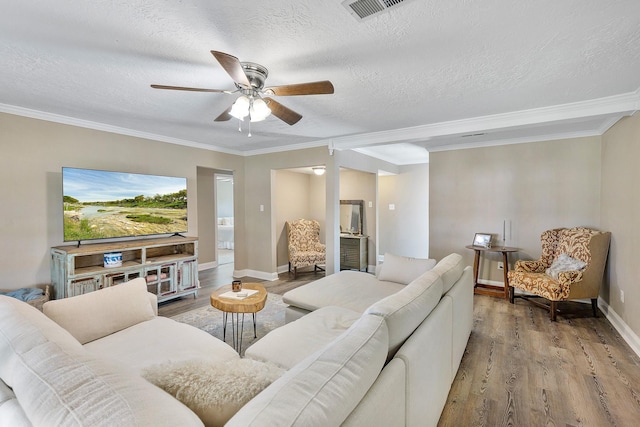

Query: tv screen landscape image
[62,167,187,242]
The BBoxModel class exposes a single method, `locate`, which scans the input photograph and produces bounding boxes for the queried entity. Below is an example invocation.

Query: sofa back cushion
[226,314,388,427]
[0,296,82,388]
[43,278,155,344]
[0,295,202,427]
[365,270,443,358]
[376,253,436,285]
[431,253,466,294]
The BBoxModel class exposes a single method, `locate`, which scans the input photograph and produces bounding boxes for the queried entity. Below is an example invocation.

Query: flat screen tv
[62,167,187,242]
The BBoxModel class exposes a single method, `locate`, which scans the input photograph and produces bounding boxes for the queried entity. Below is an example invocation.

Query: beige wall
[0,113,243,288]
[601,112,640,336]
[379,163,429,259]
[429,136,602,283]
[244,147,333,276]
[273,170,326,269]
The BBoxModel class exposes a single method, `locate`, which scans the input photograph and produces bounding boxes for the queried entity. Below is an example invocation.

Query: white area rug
[170,293,286,354]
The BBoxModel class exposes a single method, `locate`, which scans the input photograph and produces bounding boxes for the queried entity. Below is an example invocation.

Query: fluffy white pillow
[377,253,436,285]
[546,253,587,280]
[142,358,284,427]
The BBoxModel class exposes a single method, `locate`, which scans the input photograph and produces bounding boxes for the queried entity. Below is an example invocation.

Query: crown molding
[328,89,640,151]
[0,103,243,156]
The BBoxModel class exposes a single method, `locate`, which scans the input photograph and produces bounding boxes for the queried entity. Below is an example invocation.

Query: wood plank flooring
[158,266,640,426]
[440,295,640,426]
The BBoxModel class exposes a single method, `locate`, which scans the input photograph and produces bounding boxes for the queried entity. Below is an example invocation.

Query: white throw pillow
[43,278,155,344]
[377,253,436,285]
[545,253,587,280]
[143,358,285,427]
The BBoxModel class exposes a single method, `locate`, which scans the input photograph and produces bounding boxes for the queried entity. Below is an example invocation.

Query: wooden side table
[465,245,518,300]
[210,283,267,354]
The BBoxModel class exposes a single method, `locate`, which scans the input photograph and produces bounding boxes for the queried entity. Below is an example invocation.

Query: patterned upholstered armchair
[286,219,326,279]
[507,227,611,321]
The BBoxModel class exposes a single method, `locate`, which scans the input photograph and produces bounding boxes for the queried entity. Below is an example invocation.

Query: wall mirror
[340,200,364,235]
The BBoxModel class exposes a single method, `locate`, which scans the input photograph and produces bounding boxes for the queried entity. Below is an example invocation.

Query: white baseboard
[598,297,640,357]
[199,261,218,271]
[233,269,279,282]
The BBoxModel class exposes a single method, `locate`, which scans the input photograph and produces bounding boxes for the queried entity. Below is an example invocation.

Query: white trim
[598,297,640,358]
[327,90,640,151]
[198,261,218,271]
[0,103,242,155]
[232,269,278,281]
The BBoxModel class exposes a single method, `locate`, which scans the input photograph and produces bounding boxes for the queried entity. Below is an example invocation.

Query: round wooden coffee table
[210,283,267,353]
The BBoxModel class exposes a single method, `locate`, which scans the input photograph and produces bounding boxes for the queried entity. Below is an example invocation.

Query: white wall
[379,163,429,259]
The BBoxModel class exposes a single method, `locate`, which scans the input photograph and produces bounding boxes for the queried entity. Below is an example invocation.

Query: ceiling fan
[151,50,334,127]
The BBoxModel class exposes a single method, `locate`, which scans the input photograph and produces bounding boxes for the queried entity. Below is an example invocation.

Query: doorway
[216,173,234,265]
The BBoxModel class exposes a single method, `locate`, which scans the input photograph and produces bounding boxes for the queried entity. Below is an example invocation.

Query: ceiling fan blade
[150,84,229,93]
[214,106,233,122]
[263,97,302,125]
[211,50,251,87]
[264,80,334,96]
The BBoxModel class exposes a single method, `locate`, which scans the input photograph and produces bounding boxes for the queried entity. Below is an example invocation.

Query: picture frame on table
[472,233,492,248]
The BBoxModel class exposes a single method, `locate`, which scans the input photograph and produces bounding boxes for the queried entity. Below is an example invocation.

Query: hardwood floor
[159,266,640,425]
[439,295,640,426]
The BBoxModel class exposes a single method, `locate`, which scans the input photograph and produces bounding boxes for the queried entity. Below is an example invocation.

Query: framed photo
[472,233,492,248]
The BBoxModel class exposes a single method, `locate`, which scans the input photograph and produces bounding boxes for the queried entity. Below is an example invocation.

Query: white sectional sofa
[0,253,472,427]
[243,253,473,427]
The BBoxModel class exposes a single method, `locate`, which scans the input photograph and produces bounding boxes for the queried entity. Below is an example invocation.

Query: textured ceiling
[1,0,639,164]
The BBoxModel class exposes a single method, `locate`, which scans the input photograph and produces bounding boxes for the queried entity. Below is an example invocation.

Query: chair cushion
[43,278,155,344]
[376,253,436,285]
[227,314,389,427]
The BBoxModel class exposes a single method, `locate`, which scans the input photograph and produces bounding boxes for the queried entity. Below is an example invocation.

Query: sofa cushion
[0,378,30,425]
[245,306,361,369]
[43,278,155,344]
[84,317,239,374]
[0,296,82,388]
[365,270,444,357]
[283,270,404,314]
[0,295,203,426]
[376,253,437,285]
[143,358,285,427]
[227,314,389,427]
[431,253,466,294]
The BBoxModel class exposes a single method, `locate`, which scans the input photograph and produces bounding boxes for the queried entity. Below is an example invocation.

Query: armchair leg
[550,301,558,322]
[509,286,514,304]
[591,298,598,318]
[293,267,297,280]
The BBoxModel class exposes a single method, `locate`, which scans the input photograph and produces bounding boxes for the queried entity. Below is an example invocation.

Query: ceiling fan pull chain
[248,119,252,137]
[238,119,242,132]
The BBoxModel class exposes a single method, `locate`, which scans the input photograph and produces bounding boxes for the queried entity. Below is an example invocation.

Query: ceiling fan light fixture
[229,95,250,120]
[249,98,271,122]
[312,166,326,176]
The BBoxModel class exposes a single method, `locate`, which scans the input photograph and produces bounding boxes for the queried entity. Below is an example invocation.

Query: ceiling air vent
[342,0,417,22]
